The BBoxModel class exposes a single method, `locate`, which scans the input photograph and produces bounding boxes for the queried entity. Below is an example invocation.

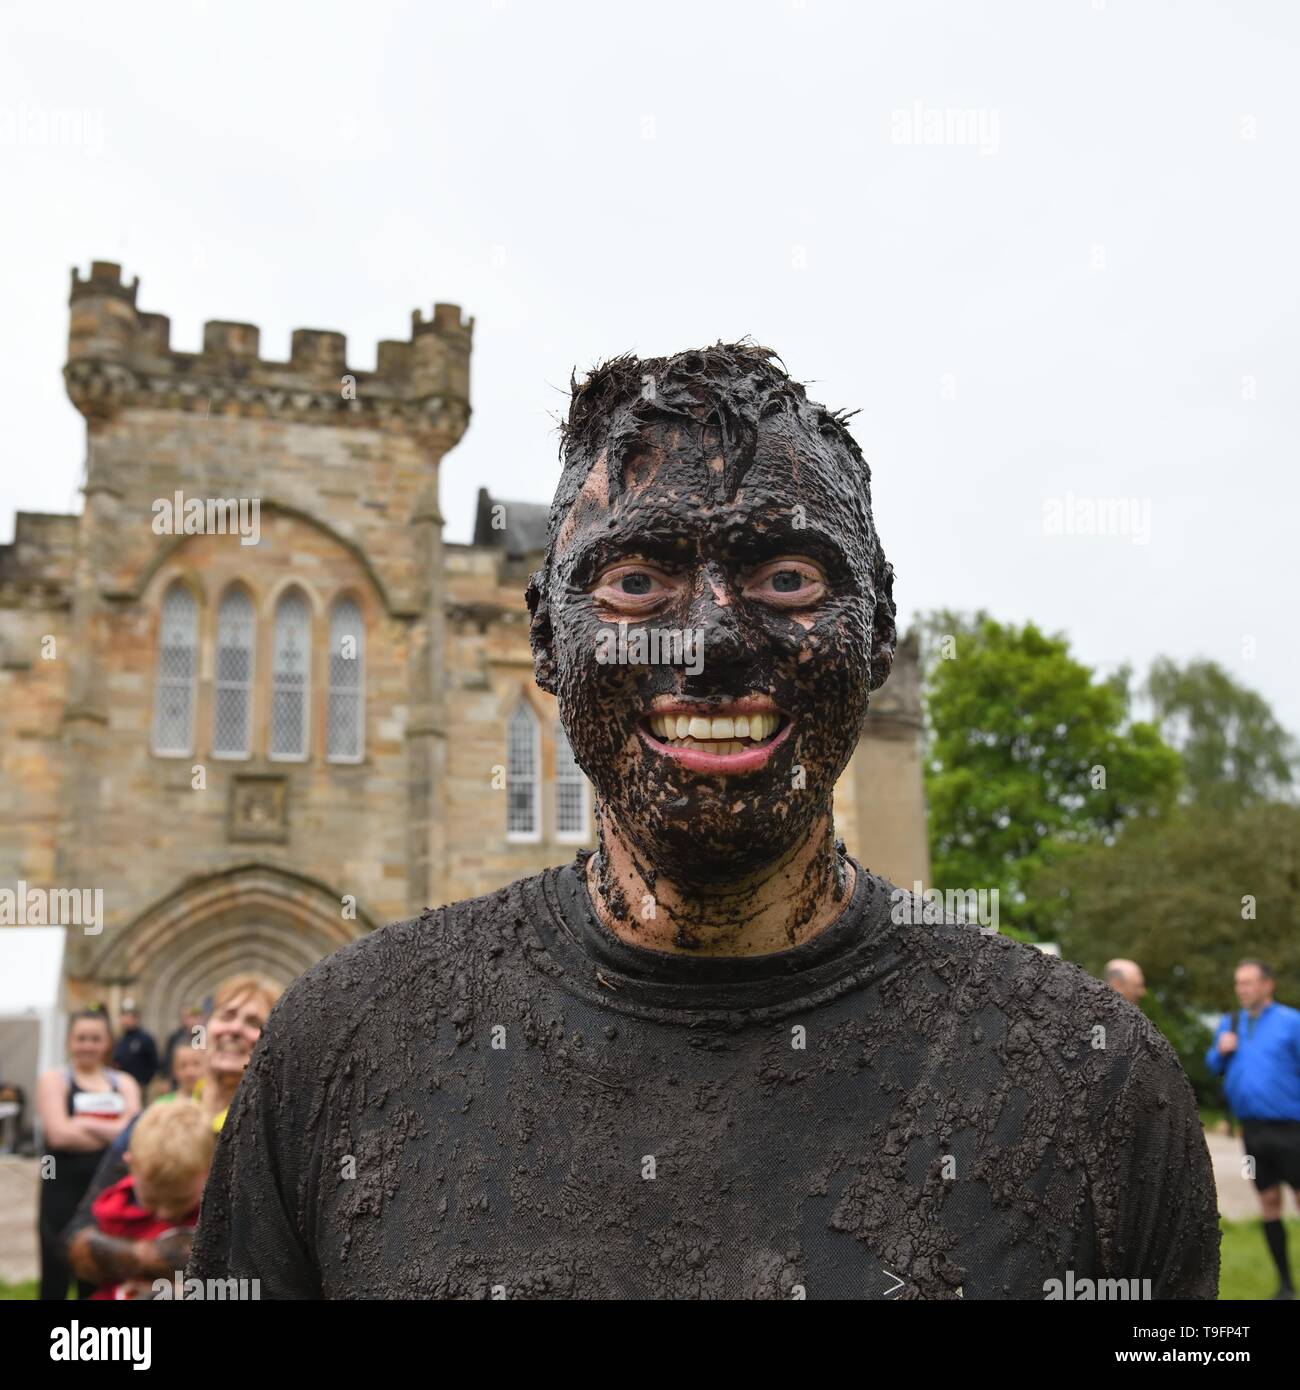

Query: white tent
[0,926,67,1151]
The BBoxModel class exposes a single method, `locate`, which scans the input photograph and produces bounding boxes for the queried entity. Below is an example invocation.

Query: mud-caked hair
[528,340,896,689]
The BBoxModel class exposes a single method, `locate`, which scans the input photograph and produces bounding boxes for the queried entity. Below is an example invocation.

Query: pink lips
[639,705,794,775]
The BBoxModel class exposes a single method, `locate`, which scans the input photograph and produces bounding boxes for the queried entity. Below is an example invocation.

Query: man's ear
[869,558,897,692]
[525,569,558,694]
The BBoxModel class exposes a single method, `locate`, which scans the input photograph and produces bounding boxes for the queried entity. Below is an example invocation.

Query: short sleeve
[1096,1022,1220,1299]
[186,990,322,1299]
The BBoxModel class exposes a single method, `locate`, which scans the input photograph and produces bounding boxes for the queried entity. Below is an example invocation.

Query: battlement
[412,303,473,337]
[70,261,140,305]
[0,510,79,601]
[63,260,474,439]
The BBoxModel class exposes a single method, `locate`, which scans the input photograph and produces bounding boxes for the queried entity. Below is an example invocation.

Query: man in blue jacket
[1207,958,1300,1299]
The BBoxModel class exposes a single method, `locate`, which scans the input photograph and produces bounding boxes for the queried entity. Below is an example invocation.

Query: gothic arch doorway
[79,863,375,1040]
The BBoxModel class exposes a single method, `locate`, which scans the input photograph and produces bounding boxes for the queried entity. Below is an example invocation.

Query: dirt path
[0,1157,39,1285]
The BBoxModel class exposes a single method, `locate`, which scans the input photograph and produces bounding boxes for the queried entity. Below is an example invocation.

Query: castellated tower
[30,261,473,1023]
[0,262,932,1040]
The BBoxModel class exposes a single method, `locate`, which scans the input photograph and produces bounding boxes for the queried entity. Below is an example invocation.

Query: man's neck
[586,809,854,957]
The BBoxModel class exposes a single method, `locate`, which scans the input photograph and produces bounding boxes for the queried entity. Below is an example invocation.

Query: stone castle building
[0,261,930,1039]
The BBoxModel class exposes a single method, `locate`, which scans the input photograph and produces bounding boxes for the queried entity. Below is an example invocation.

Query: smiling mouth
[640,703,792,772]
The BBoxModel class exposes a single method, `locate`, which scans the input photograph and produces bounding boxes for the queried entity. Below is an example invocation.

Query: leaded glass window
[326,596,364,762]
[213,587,254,758]
[269,588,311,759]
[506,702,540,840]
[151,582,197,756]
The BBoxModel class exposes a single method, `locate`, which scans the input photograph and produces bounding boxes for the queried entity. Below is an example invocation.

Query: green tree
[1146,657,1297,812]
[1032,803,1300,1105]
[923,616,1181,931]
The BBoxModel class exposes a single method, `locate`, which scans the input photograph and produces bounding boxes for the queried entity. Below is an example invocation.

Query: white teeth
[649,711,783,745]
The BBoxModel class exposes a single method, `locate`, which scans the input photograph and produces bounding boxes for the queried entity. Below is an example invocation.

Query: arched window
[151,582,198,756]
[555,724,590,842]
[506,701,540,841]
[269,588,311,760]
[326,596,365,763]
[213,586,255,758]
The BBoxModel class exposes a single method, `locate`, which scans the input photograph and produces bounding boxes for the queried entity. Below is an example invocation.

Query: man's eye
[619,573,654,595]
[770,570,804,593]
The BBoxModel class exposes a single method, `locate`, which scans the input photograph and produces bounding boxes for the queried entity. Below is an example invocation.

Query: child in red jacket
[90,1098,214,1299]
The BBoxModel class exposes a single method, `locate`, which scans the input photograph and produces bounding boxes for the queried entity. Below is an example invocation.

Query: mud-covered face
[536,416,889,885]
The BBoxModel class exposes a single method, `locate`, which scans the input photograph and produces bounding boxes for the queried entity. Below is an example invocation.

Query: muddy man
[190,343,1218,1298]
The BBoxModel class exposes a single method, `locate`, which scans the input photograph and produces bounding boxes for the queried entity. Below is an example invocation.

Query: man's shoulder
[265,865,561,1040]
[878,877,1169,1072]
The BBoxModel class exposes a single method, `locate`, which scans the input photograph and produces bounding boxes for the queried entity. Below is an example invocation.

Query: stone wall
[0,513,76,892]
[442,544,592,903]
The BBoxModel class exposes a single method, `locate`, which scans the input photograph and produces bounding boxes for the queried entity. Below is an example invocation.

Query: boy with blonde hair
[89,1099,214,1299]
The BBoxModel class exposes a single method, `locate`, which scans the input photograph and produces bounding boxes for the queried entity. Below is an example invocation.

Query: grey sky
[3,0,1297,733]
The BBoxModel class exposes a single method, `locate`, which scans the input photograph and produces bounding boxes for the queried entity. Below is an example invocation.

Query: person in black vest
[35,1008,141,1298]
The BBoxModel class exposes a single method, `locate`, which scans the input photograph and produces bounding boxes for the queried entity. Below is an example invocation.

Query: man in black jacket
[189,343,1219,1299]
[111,1002,159,1091]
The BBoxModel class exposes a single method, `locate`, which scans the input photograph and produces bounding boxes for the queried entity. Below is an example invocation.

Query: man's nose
[686,567,746,666]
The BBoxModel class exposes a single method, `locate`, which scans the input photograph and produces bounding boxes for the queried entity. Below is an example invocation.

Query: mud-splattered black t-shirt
[188,858,1219,1299]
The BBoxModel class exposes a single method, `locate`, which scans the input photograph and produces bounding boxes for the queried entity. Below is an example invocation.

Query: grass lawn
[2,1219,1294,1300]
[1218,1215,1300,1300]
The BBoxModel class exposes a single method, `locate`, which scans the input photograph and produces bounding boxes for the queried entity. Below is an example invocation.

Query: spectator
[160,1044,206,1101]
[111,1002,160,1091]
[34,1008,142,1300]
[162,1005,203,1088]
[1103,958,1147,1006]
[63,973,281,1293]
[1206,959,1300,1300]
[88,1099,214,1300]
